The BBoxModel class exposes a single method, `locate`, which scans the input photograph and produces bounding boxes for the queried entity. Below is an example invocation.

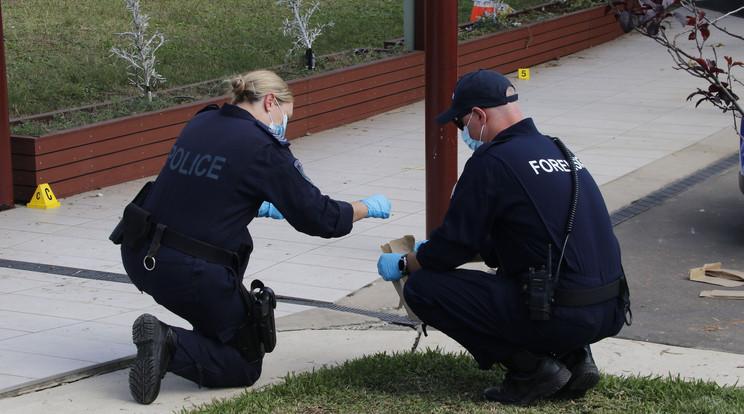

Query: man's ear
[473,107,487,123]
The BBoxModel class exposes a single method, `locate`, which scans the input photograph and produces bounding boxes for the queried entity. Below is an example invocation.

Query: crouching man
[376,70,631,405]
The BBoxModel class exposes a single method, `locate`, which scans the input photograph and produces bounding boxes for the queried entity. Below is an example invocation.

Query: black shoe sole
[484,364,572,406]
[129,314,164,405]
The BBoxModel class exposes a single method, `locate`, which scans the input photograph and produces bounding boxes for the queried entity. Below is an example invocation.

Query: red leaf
[693,58,708,70]
[689,31,696,40]
[700,24,710,41]
[725,56,733,66]
[698,10,706,20]
[709,84,721,93]
[686,16,696,26]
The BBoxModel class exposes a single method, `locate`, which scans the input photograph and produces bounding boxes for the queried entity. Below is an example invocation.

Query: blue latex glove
[361,194,391,219]
[414,240,428,253]
[377,253,404,281]
[257,201,284,220]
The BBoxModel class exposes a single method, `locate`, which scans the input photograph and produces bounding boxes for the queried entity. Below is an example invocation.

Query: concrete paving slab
[0,329,26,341]
[0,332,134,364]
[0,274,57,293]
[0,310,81,333]
[0,293,129,321]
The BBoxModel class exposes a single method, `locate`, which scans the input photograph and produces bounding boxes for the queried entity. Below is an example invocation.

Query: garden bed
[9,4,622,202]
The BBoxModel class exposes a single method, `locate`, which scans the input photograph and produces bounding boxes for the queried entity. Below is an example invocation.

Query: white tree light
[277,0,334,70]
[110,0,166,101]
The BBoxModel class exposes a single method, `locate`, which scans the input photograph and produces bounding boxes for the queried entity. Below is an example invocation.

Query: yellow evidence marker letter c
[27,183,61,209]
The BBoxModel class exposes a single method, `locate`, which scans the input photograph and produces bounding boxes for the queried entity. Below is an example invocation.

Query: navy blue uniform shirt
[416,118,622,289]
[142,103,353,256]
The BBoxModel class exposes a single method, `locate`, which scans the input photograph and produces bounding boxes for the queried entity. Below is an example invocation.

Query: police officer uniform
[398,70,631,404]
[119,103,355,399]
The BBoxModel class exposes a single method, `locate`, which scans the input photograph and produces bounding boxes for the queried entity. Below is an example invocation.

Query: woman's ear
[263,93,275,112]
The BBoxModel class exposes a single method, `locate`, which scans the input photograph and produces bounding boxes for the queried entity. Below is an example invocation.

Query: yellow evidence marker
[27,183,61,209]
[518,68,531,80]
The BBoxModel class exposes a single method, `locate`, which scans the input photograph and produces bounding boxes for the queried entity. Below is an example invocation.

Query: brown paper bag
[689,262,744,288]
[380,235,421,323]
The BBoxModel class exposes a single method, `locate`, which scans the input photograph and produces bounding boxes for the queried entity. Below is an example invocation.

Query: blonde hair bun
[230,70,294,105]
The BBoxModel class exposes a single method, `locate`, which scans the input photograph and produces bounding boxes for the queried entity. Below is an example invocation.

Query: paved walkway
[1,11,743,410]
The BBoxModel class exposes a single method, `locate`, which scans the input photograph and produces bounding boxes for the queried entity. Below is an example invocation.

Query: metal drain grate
[609,154,737,226]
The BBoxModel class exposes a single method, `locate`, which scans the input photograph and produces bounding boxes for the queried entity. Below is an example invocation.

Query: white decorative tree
[110,0,166,102]
[277,0,334,70]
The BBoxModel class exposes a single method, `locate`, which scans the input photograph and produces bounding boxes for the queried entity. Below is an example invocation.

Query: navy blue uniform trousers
[123,245,261,388]
[404,268,624,369]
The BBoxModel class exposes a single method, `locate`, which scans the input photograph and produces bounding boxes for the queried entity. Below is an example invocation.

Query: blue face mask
[268,98,288,141]
[460,112,485,151]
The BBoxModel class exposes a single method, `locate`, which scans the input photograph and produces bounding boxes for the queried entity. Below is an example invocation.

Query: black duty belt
[110,200,241,272]
[553,277,628,307]
[142,222,240,272]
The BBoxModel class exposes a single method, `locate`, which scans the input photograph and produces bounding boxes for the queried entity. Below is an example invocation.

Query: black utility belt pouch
[109,181,154,246]
[522,266,555,321]
[233,279,277,362]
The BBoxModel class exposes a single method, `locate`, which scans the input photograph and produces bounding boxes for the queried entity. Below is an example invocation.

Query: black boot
[129,313,177,405]
[483,351,571,406]
[555,345,600,399]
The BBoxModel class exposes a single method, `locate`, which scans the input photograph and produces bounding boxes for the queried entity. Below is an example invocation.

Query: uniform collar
[220,103,290,147]
[475,118,538,154]
[492,118,539,142]
[219,103,256,120]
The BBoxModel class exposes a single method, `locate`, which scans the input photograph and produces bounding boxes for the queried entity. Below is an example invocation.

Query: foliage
[562,0,606,12]
[610,0,744,132]
[109,0,166,102]
[461,0,596,39]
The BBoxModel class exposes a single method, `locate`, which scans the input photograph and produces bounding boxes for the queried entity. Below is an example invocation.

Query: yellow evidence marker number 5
[518,68,530,80]
[27,183,61,209]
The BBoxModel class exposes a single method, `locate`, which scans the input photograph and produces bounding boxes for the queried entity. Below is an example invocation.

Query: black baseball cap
[436,69,518,126]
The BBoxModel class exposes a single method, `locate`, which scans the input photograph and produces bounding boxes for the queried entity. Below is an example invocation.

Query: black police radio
[523,137,579,321]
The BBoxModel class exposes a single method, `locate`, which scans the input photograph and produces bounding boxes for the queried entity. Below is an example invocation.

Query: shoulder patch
[293,159,313,183]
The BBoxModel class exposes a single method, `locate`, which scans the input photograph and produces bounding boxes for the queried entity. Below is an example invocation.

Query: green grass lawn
[3,0,549,118]
[185,349,744,414]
